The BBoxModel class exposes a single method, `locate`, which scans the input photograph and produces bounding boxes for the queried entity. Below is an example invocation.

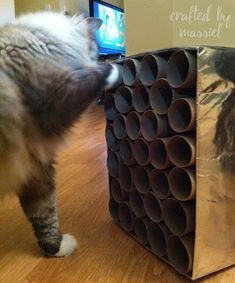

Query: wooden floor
[0,106,235,283]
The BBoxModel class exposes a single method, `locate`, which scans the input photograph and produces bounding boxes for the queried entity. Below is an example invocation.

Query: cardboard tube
[134,217,151,245]
[133,165,152,193]
[147,222,171,257]
[113,114,127,139]
[119,202,135,232]
[149,79,173,115]
[114,86,133,114]
[166,234,195,274]
[140,54,166,86]
[172,88,196,100]
[133,138,150,165]
[104,93,117,121]
[119,163,134,192]
[150,169,170,199]
[105,124,119,151]
[143,192,162,223]
[110,178,128,202]
[140,110,172,141]
[162,198,195,236]
[166,49,196,88]
[168,168,196,201]
[132,84,150,113]
[122,59,141,86]
[126,111,141,140]
[130,189,146,217]
[107,151,120,177]
[167,135,196,167]
[120,139,135,166]
[168,98,196,133]
[150,138,173,170]
[109,198,119,221]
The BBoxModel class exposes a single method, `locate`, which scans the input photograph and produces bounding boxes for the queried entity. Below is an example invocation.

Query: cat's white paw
[106,64,121,89]
[54,234,78,257]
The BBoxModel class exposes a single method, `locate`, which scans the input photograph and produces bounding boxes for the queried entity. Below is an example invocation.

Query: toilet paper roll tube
[110,178,129,202]
[120,139,136,166]
[133,138,150,165]
[143,192,163,223]
[139,54,167,86]
[140,110,172,141]
[122,59,141,87]
[166,49,196,88]
[129,189,146,217]
[149,138,173,170]
[113,114,127,139]
[150,169,170,199]
[119,202,135,232]
[167,135,196,168]
[126,111,142,140]
[114,86,133,114]
[168,98,196,133]
[134,217,151,245]
[133,165,152,194]
[133,84,150,113]
[109,198,119,221]
[166,234,195,274]
[147,222,171,257]
[172,88,196,100]
[119,163,135,192]
[162,198,195,236]
[168,167,196,201]
[149,79,173,115]
[105,124,119,151]
[107,151,121,177]
[104,92,117,121]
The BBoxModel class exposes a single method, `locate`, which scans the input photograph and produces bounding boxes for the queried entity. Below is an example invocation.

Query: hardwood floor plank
[0,106,234,282]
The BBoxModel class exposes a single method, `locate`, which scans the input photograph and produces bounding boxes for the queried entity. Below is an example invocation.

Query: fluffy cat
[0,12,118,256]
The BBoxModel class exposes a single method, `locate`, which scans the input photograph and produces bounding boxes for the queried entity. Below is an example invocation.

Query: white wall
[15,0,123,16]
[0,0,15,26]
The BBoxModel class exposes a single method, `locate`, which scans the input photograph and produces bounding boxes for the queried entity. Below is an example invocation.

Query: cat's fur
[0,12,118,256]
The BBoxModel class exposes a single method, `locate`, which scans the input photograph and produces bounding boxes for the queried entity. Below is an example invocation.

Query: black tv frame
[89,0,124,17]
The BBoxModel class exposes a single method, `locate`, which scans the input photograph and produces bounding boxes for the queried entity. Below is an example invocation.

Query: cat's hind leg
[17,161,77,257]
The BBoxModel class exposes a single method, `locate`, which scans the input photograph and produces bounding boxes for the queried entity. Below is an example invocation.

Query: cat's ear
[85,17,103,33]
[71,13,85,25]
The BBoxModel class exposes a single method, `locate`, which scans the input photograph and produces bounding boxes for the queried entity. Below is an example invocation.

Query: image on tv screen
[93,1,125,54]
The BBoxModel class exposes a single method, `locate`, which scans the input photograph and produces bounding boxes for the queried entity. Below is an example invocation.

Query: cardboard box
[105,46,235,280]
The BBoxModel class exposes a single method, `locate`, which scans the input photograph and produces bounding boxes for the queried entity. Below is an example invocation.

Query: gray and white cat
[0,12,118,256]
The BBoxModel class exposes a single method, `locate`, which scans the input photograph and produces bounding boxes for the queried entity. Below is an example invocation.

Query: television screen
[90,0,125,55]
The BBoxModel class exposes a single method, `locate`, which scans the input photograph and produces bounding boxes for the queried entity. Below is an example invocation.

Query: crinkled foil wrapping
[193,46,235,279]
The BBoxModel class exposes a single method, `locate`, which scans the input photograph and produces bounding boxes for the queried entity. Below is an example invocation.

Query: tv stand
[99,54,124,62]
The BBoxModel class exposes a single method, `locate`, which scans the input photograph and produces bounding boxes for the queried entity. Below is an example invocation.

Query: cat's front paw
[54,234,78,257]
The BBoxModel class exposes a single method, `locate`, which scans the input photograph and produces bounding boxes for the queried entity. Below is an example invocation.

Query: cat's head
[14,12,103,62]
[71,13,102,61]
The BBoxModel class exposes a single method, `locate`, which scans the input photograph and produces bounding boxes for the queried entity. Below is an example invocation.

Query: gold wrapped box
[105,46,235,280]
